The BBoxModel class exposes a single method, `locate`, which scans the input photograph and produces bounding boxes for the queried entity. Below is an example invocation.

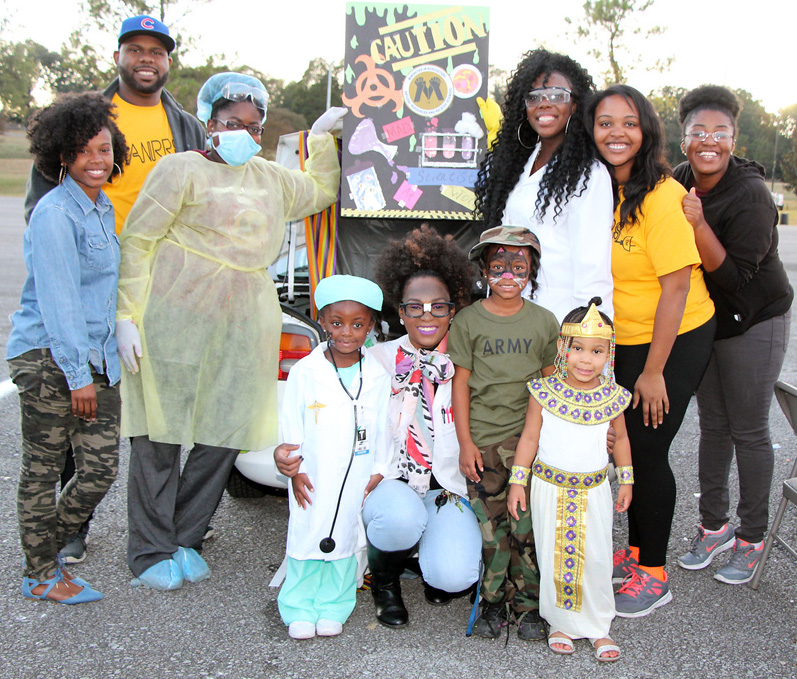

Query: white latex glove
[116,319,143,374]
[310,106,347,136]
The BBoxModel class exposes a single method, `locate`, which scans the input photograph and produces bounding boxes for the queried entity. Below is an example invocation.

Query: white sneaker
[288,621,316,639]
[316,619,343,636]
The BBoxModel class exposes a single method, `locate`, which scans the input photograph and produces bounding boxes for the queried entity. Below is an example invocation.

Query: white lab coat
[502,144,614,324]
[370,336,467,497]
[281,343,392,561]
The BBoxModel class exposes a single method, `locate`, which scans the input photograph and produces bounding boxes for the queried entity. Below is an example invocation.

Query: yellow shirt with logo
[105,94,179,234]
[612,177,714,345]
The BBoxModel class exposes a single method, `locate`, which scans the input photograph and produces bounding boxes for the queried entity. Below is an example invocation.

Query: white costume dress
[527,375,630,639]
[502,144,614,323]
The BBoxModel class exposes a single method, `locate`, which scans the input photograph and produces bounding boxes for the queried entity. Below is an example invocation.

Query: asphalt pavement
[0,196,795,678]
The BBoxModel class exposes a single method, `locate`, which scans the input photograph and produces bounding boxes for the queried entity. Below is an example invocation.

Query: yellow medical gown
[117,133,340,450]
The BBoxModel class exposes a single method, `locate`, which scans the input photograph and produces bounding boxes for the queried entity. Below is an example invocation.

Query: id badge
[355,425,369,456]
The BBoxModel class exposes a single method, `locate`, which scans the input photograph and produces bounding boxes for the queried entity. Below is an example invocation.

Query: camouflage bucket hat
[468,225,542,262]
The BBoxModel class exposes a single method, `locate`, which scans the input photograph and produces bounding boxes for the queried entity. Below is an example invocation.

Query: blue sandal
[22,571,103,604]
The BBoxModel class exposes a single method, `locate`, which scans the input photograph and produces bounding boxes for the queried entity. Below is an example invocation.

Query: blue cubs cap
[118,15,175,53]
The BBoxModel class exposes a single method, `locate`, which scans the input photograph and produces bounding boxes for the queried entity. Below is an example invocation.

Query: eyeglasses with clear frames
[212,119,265,136]
[399,302,455,318]
[524,87,572,107]
[685,130,734,143]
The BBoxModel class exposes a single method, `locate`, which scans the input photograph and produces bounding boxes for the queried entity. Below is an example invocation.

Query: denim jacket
[7,175,121,389]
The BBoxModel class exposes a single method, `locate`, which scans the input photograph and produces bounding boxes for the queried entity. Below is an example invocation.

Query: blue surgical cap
[315,275,383,312]
[196,72,269,124]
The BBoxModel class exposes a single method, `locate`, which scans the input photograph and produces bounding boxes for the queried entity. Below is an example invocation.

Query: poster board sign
[341,3,490,219]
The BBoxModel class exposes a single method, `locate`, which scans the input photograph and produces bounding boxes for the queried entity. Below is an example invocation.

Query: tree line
[2,0,796,189]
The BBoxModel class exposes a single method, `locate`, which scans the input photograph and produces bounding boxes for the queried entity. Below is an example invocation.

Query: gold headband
[560,303,613,340]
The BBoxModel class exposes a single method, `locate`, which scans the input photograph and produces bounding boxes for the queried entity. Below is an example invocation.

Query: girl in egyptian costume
[508,297,633,661]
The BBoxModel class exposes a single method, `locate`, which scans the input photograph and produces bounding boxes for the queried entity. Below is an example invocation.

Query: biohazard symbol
[342,54,403,118]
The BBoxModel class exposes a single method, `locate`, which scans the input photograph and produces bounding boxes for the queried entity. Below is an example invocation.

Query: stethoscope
[318,345,363,554]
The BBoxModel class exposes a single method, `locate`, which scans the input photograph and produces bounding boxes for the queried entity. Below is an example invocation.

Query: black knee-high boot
[367,541,414,627]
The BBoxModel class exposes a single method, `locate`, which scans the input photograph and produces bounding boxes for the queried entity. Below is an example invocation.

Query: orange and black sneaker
[614,569,672,618]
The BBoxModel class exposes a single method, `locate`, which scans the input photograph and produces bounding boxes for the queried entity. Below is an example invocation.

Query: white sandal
[590,637,621,662]
[547,632,575,655]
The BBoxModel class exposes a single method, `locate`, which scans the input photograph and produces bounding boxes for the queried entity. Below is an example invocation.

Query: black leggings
[614,318,715,567]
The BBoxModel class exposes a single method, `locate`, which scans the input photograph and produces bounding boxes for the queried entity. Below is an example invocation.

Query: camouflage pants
[466,433,540,614]
[9,350,120,580]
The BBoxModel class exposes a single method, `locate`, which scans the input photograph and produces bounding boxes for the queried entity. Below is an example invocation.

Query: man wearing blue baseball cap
[22,14,206,565]
[24,14,205,235]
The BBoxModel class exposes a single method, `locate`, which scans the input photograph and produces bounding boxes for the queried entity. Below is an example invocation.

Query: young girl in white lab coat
[276,275,392,640]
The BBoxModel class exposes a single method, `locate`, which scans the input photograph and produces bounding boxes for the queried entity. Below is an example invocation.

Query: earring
[449,317,453,325]
[565,116,571,136]
[58,164,67,184]
[517,121,534,150]
[399,319,405,326]
[108,163,123,185]
[680,140,686,155]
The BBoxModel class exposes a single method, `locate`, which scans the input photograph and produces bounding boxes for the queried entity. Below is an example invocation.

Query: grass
[0,158,31,196]
[0,130,30,159]
[0,131,31,196]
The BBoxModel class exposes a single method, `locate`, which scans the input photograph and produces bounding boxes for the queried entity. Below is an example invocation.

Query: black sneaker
[472,601,508,639]
[516,609,547,641]
[58,533,87,564]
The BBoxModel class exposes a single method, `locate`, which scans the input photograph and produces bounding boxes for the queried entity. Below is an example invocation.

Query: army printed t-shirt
[448,299,559,448]
[106,94,176,234]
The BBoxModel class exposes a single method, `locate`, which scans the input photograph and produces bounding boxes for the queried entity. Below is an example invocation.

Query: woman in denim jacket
[6,92,127,604]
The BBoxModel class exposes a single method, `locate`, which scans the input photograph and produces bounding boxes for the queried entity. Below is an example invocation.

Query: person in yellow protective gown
[115,71,345,590]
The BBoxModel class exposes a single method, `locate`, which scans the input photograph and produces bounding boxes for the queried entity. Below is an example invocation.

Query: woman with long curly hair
[7,92,127,604]
[474,48,613,322]
[586,84,716,617]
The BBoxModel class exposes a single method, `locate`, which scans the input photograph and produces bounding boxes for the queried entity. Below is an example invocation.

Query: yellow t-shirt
[105,94,177,234]
[612,177,714,345]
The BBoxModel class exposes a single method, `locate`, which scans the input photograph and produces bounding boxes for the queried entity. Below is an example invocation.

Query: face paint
[486,249,530,289]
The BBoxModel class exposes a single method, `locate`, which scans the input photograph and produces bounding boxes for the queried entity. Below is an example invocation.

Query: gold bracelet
[616,465,634,485]
[509,465,531,486]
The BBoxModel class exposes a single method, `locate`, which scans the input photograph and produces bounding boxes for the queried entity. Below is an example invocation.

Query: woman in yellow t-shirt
[586,85,715,618]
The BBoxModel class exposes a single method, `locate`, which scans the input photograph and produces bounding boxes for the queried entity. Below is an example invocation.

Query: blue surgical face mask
[209,129,260,166]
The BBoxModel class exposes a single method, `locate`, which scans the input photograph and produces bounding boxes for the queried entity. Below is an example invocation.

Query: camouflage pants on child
[9,349,120,581]
[467,433,540,614]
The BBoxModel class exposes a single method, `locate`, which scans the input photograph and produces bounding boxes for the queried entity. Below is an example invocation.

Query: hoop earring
[565,116,571,136]
[108,163,123,186]
[58,164,67,184]
[517,121,534,150]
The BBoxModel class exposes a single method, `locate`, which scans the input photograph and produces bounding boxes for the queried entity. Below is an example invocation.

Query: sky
[5,0,796,114]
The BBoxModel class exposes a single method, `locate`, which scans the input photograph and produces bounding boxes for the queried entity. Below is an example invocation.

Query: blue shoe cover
[131,559,184,590]
[174,547,210,583]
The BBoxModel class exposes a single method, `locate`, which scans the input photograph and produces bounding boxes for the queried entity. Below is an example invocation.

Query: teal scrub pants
[278,555,358,624]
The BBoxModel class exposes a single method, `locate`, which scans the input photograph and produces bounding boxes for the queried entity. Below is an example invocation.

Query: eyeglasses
[212,119,265,136]
[399,302,455,318]
[220,81,269,113]
[524,87,571,107]
[685,130,734,143]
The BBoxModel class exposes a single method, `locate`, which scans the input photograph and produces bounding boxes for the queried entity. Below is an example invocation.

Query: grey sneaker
[612,548,638,584]
[677,524,735,570]
[58,533,88,564]
[714,538,764,585]
[614,570,672,618]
